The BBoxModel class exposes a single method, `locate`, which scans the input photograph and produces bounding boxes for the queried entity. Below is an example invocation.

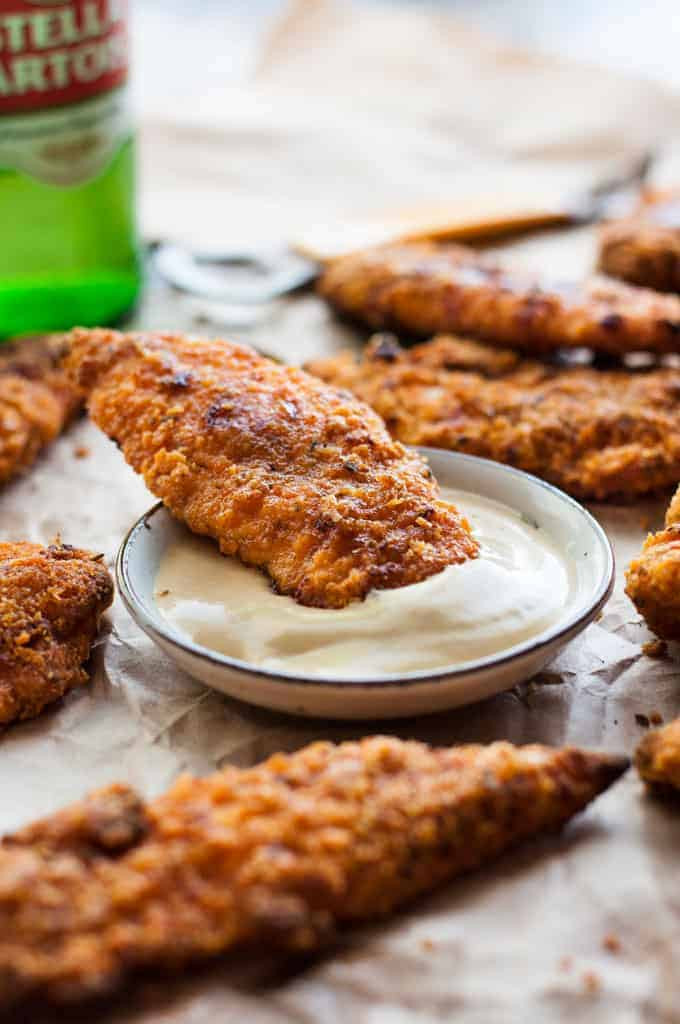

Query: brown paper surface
[3,2,680,1019]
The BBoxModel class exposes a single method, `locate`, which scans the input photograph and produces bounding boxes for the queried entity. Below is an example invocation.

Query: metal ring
[154,242,318,304]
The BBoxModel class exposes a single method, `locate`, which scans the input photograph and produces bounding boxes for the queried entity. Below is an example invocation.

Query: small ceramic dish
[117,449,614,720]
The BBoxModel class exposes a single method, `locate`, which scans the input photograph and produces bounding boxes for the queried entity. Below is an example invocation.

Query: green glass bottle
[0,0,141,338]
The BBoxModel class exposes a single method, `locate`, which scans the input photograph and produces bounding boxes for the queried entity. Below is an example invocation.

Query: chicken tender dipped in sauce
[64,329,477,609]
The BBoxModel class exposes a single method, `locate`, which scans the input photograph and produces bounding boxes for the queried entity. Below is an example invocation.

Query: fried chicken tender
[625,483,680,639]
[63,328,477,610]
[635,718,680,794]
[0,541,113,726]
[599,190,680,294]
[0,735,628,1009]
[307,334,680,501]
[319,241,680,357]
[0,335,79,486]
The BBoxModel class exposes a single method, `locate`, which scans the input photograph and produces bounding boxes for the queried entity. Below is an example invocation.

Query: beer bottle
[0,1,140,338]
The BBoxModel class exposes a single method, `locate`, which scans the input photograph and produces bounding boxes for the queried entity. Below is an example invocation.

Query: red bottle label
[0,0,128,115]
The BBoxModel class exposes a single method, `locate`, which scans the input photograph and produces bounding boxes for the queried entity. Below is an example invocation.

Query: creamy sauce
[155,488,577,680]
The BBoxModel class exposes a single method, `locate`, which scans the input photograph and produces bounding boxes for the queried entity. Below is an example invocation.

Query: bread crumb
[73,445,90,459]
[650,711,664,726]
[582,971,601,994]
[602,933,620,953]
[635,713,650,728]
[421,938,435,952]
[642,638,669,660]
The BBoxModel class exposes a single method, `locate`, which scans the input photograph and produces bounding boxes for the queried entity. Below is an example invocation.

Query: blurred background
[121,0,680,348]
[135,0,680,104]
[6,0,675,338]
[128,0,680,257]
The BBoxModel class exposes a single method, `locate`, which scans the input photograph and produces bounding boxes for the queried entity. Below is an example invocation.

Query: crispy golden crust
[319,242,680,357]
[635,718,680,793]
[0,542,113,726]
[0,735,628,1009]
[626,482,680,639]
[599,190,680,294]
[307,334,680,501]
[0,335,80,486]
[63,328,477,610]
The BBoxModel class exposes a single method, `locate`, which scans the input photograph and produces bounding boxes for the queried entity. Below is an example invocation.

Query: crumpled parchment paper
[2,2,680,1020]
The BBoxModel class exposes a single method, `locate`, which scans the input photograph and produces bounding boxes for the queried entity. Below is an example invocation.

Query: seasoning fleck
[642,638,668,660]
[582,971,601,995]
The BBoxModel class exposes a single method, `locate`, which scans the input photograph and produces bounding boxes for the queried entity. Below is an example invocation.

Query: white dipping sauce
[155,487,577,680]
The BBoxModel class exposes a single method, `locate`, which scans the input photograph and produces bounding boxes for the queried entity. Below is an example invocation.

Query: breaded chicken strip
[0,335,79,486]
[599,190,680,294]
[0,541,113,726]
[626,483,680,639]
[307,334,680,501]
[0,735,628,1009]
[319,242,680,357]
[63,329,477,609]
[635,718,680,794]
